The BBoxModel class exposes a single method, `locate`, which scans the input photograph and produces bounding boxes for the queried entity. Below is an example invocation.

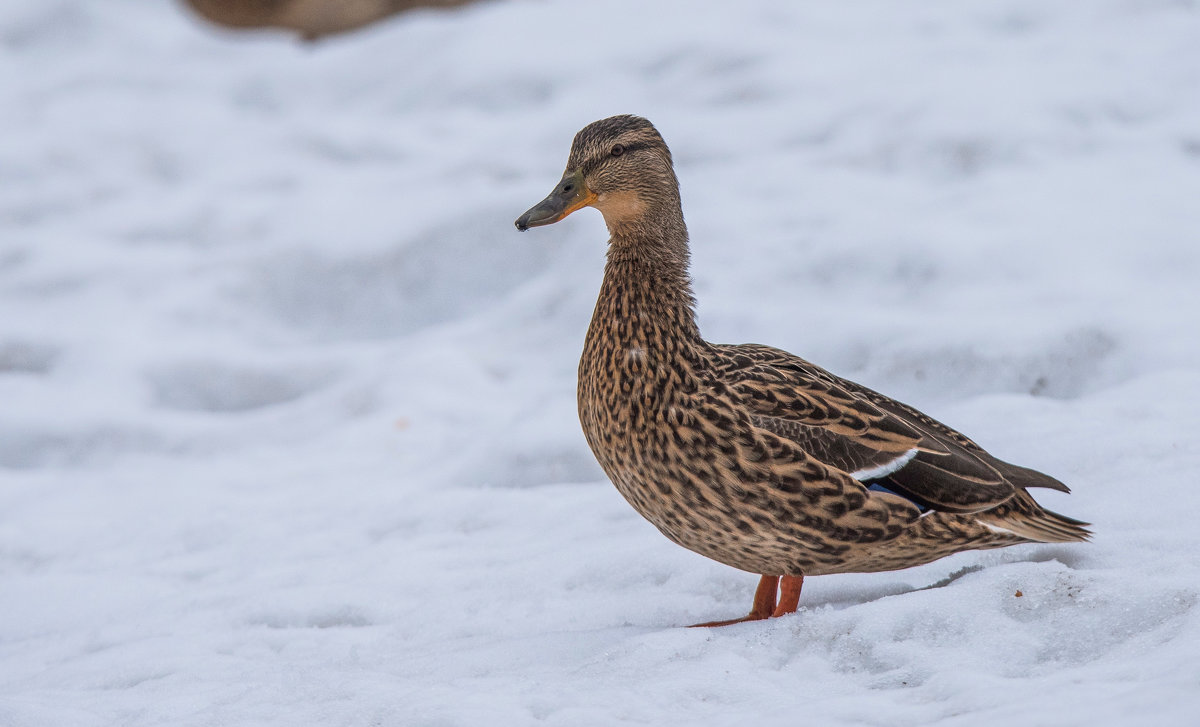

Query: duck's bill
[514,171,596,231]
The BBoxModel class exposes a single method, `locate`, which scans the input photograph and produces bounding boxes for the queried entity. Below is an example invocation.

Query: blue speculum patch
[866,482,931,513]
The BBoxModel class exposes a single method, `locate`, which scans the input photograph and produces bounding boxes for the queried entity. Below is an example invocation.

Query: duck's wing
[710,343,1068,514]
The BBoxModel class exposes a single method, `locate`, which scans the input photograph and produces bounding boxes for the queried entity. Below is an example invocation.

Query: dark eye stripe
[580,141,655,176]
[614,141,653,156]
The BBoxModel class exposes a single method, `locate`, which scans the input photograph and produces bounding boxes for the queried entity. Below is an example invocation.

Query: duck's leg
[772,574,804,617]
[689,575,779,627]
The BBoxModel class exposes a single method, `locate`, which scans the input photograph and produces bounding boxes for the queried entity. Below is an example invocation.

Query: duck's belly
[584,428,855,577]
[577,378,842,576]
[601,459,994,576]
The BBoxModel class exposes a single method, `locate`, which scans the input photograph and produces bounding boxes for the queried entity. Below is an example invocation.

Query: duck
[515,115,1089,627]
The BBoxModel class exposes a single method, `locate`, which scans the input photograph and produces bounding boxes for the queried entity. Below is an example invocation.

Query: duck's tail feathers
[977,489,1091,543]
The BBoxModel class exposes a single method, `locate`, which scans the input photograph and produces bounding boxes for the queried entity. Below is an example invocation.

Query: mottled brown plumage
[515,115,1089,626]
[182,0,477,41]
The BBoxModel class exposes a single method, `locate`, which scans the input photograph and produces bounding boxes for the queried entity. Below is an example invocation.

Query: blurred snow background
[2,1,1199,725]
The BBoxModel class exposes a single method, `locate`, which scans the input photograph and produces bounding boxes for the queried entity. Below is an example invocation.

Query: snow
[2,0,1199,724]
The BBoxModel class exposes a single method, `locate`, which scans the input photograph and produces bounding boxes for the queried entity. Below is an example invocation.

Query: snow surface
[3,1,1200,725]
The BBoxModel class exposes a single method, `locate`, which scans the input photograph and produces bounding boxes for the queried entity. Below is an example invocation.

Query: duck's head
[515,115,678,234]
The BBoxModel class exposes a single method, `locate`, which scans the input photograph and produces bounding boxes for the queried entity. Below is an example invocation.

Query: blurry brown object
[182,0,478,41]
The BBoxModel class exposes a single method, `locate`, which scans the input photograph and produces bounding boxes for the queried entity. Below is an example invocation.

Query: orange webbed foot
[690,574,805,627]
[772,574,804,617]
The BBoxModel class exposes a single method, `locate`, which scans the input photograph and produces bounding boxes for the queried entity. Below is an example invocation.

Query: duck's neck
[593,206,701,347]
[578,201,701,450]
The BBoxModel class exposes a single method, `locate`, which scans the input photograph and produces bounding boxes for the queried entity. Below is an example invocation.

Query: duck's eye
[610,144,625,158]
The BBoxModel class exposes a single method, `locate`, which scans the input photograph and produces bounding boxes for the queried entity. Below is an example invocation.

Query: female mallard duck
[515,115,1089,627]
